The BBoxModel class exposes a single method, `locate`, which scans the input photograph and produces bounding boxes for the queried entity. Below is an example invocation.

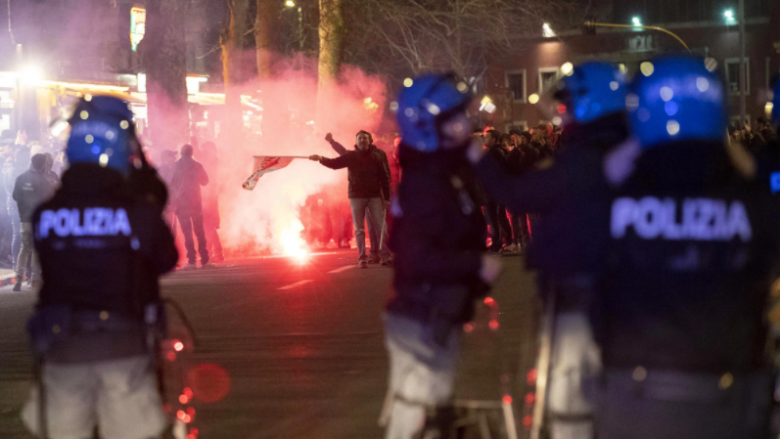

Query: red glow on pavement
[463,323,474,333]
[525,392,536,405]
[186,363,231,403]
[179,395,189,404]
[502,395,513,405]
[523,415,533,428]
[287,345,312,358]
[527,369,537,384]
[173,340,184,352]
[489,319,499,330]
[483,297,495,306]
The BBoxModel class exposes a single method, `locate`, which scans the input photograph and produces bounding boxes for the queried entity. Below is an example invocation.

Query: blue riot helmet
[66,94,135,175]
[396,74,471,152]
[628,56,727,149]
[552,61,627,126]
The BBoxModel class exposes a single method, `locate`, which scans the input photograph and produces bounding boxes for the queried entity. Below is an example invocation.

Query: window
[538,68,560,95]
[628,35,653,52]
[505,70,526,103]
[725,58,750,95]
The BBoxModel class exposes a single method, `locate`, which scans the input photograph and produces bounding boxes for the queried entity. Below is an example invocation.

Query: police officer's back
[469,62,629,439]
[596,56,780,439]
[21,96,178,439]
[382,74,502,439]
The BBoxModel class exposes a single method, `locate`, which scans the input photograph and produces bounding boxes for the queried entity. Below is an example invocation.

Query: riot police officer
[467,61,629,439]
[381,74,502,439]
[594,56,780,439]
[21,95,178,439]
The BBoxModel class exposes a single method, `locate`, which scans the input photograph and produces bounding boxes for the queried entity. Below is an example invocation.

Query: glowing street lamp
[285,0,295,7]
[631,16,642,27]
[542,23,556,38]
[20,66,42,84]
[479,95,496,113]
[724,9,736,24]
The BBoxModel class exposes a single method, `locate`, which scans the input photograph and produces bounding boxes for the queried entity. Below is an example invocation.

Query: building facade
[485,0,779,131]
[0,0,218,142]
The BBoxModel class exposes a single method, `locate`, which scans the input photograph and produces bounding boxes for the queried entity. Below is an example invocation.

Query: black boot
[12,279,21,291]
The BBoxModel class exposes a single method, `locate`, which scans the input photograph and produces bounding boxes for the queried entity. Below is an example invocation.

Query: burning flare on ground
[213,57,387,259]
[280,220,309,262]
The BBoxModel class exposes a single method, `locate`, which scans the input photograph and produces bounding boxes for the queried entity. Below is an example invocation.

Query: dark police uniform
[22,164,178,439]
[595,141,780,439]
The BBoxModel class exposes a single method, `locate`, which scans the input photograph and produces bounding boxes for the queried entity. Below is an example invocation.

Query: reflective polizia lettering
[611,197,752,242]
[39,208,132,238]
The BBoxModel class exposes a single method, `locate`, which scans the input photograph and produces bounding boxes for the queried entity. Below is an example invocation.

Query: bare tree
[255,0,279,79]
[221,0,250,135]
[318,0,345,83]
[344,0,578,82]
[139,0,189,151]
[316,0,345,123]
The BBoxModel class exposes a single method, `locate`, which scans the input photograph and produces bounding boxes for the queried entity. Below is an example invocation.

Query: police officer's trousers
[381,313,460,439]
[22,355,166,439]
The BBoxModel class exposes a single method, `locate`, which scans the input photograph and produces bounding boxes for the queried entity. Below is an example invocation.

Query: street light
[542,23,555,38]
[285,0,295,8]
[632,16,642,27]
[20,66,42,84]
[724,9,736,24]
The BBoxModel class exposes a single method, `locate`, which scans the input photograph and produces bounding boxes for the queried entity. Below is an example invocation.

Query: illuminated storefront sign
[130,7,146,52]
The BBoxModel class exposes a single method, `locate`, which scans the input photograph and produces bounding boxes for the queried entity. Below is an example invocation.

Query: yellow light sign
[130,7,146,52]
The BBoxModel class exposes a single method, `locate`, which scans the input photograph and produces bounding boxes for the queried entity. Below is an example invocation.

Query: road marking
[277,280,313,290]
[328,265,356,274]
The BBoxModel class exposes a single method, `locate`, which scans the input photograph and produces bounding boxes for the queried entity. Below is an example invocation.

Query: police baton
[531,277,557,439]
[34,355,49,439]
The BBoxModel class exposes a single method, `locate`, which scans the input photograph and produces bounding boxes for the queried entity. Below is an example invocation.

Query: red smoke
[207,55,387,258]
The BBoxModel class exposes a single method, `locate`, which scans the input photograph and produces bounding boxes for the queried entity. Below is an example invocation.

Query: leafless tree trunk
[316,0,345,125]
[221,0,249,136]
[139,0,189,152]
[255,0,277,79]
[318,0,345,85]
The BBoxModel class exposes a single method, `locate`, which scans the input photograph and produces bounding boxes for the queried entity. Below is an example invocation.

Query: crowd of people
[157,141,224,269]
[479,124,562,254]
[301,122,566,265]
[0,128,225,285]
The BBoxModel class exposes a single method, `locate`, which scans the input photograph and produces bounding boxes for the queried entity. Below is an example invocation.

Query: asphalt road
[0,250,540,439]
